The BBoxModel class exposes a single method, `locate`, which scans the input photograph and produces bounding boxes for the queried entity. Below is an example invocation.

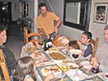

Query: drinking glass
[70,53,80,62]
[91,65,99,80]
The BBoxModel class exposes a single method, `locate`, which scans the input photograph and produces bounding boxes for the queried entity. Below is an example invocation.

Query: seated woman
[0,24,17,78]
[13,56,54,81]
[77,31,92,60]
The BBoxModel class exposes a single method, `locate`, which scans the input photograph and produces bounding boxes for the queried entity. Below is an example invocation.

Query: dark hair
[0,24,7,33]
[104,24,108,30]
[82,31,92,39]
[39,3,47,9]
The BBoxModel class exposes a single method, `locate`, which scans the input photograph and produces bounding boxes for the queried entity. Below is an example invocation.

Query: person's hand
[54,27,58,35]
[90,57,99,66]
[45,73,55,81]
[77,40,85,56]
[77,40,82,47]
[46,34,50,39]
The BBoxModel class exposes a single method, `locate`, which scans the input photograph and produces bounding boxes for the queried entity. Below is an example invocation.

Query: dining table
[20,36,107,81]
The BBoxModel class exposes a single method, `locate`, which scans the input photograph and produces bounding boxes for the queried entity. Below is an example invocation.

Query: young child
[77,31,92,60]
[13,56,54,81]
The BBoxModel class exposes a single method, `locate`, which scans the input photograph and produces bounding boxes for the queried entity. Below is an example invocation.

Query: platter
[30,51,51,62]
[82,76,103,81]
[49,51,66,60]
[36,64,72,81]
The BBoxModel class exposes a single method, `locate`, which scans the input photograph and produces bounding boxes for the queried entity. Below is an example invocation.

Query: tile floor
[5,22,25,60]
[6,35,25,60]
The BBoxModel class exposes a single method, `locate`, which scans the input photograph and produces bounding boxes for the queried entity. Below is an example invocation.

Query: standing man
[37,3,62,41]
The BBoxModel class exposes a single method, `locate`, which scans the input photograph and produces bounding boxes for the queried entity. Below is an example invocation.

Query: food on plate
[33,51,48,62]
[67,63,79,69]
[49,47,57,51]
[49,52,66,60]
[41,65,62,78]
[69,65,78,69]
[50,65,59,72]
[60,64,69,72]
[26,46,36,53]
[53,36,69,46]
[34,51,42,57]
[60,63,78,69]
[59,63,78,71]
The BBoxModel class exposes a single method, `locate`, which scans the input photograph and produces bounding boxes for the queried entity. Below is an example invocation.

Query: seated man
[90,25,108,72]
[0,24,17,78]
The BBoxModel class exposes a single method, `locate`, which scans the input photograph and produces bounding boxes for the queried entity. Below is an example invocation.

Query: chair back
[90,37,99,57]
[26,32,42,43]
[0,49,11,81]
[24,27,42,44]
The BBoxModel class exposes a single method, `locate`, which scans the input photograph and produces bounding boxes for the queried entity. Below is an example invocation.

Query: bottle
[43,40,47,51]
[44,38,52,51]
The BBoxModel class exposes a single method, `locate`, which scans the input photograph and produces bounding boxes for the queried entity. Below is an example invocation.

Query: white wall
[48,0,83,40]
[49,0,108,46]
[89,0,108,45]
[0,0,20,21]
[1,0,108,45]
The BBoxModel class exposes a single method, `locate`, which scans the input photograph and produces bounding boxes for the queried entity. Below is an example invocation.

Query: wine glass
[72,54,79,60]
[91,65,99,80]
[69,49,81,62]
[70,53,80,63]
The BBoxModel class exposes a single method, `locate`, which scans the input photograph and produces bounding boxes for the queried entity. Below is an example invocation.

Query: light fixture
[2,4,8,12]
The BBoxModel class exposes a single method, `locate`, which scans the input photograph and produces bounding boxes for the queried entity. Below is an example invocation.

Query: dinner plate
[66,63,79,69]
[104,73,108,80]
[80,61,92,70]
[82,76,103,81]
[49,51,66,60]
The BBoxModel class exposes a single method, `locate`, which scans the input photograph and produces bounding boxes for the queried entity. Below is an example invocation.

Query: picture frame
[93,3,108,24]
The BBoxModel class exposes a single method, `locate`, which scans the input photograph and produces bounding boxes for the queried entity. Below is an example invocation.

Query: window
[63,0,91,31]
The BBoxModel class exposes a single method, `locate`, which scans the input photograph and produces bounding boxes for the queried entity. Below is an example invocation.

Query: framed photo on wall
[93,3,108,24]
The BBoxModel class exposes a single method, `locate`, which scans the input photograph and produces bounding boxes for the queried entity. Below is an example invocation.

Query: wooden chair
[0,49,11,81]
[25,32,42,43]
[90,37,99,57]
[24,28,42,44]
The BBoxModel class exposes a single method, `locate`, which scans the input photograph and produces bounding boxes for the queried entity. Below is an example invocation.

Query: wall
[0,0,35,21]
[48,0,83,40]
[0,0,20,21]
[89,0,108,45]
[49,0,108,46]
[1,0,108,45]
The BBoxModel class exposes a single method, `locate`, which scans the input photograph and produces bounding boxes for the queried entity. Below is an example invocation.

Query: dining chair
[25,29,42,44]
[90,37,99,57]
[0,49,11,81]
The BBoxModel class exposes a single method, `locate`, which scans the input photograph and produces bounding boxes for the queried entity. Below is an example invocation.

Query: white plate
[41,65,62,78]
[80,61,89,66]
[80,61,92,69]
[104,73,108,80]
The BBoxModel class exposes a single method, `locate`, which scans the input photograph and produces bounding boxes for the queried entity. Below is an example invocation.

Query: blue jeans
[42,32,56,42]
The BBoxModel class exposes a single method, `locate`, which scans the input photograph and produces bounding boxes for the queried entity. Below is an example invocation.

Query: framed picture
[93,3,108,24]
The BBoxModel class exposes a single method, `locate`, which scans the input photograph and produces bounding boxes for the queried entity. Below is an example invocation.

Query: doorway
[0,2,11,24]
